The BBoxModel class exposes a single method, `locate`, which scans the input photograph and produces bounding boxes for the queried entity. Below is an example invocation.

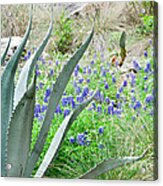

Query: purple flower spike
[98,126,104,134]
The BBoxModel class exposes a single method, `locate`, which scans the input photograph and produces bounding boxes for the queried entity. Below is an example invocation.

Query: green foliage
[136,15,154,35]
[53,12,74,54]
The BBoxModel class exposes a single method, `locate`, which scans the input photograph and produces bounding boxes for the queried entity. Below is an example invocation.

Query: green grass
[29,39,155,180]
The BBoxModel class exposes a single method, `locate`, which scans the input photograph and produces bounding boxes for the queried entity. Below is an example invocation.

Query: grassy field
[27,39,155,180]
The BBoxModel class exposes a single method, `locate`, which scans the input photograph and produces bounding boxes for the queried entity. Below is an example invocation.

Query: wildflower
[97,106,102,113]
[144,51,148,58]
[44,96,48,103]
[133,60,141,70]
[116,93,120,99]
[98,126,104,134]
[75,86,81,94]
[90,60,95,65]
[69,137,75,143]
[82,87,89,97]
[87,78,90,83]
[78,78,84,84]
[45,88,51,97]
[105,97,110,104]
[56,60,59,66]
[35,70,40,76]
[134,101,142,110]
[145,95,153,104]
[112,76,116,83]
[34,104,41,114]
[98,144,104,149]
[64,109,71,118]
[144,62,151,73]
[41,105,47,112]
[77,133,86,146]
[123,80,127,87]
[77,96,84,103]
[49,69,54,76]
[104,83,109,90]
[108,105,114,115]
[55,105,62,114]
[39,82,44,89]
[119,87,123,93]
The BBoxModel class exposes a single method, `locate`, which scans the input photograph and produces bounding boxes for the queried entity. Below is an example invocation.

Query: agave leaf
[0,37,11,66]
[14,9,54,108]
[119,31,126,49]
[35,92,96,178]
[79,150,148,179]
[1,8,32,177]
[6,76,36,177]
[24,28,94,177]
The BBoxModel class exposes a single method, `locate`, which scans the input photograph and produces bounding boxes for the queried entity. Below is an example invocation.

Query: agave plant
[1,5,146,178]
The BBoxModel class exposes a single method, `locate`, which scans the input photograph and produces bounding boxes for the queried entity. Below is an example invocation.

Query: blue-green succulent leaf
[23,28,94,177]
[14,15,53,108]
[6,76,36,177]
[1,8,32,177]
[79,151,147,179]
[0,37,11,66]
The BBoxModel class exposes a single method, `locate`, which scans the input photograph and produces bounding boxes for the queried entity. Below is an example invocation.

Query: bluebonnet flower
[69,136,75,143]
[75,86,81,94]
[97,106,102,113]
[116,92,120,99]
[94,90,104,103]
[62,97,68,107]
[38,115,43,121]
[78,78,84,84]
[92,102,96,109]
[55,105,62,114]
[134,101,142,110]
[34,104,41,114]
[56,60,59,66]
[71,100,76,109]
[98,144,104,149]
[144,51,148,58]
[77,96,84,103]
[101,70,106,77]
[105,97,110,104]
[83,67,87,74]
[87,67,92,75]
[133,60,141,70]
[144,62,151,73]
[45,88,51,97]
[93,70,97,74]
[74,70,78,77]
[49,69,54,76]
[130,73,136,87]
[131,96,136,102]
[123,80,127,87]
[44,96,48,103]
[108,105,114,115]
[64,109,71,118]
[144,76,148,80]
[77,133,86,146]
[145,95,153,104]
[91,60,95,65]
[104,83,109,90]
[98,126,104,134]
[75,64,80,71]
[39,82,44,89]
[82,87,89,97]
[87,78,90,83]
[35,70,40,76]
[112,76,116,83]
[131,89,135,93]
[41,105,47,112]
[119,86,123,93]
